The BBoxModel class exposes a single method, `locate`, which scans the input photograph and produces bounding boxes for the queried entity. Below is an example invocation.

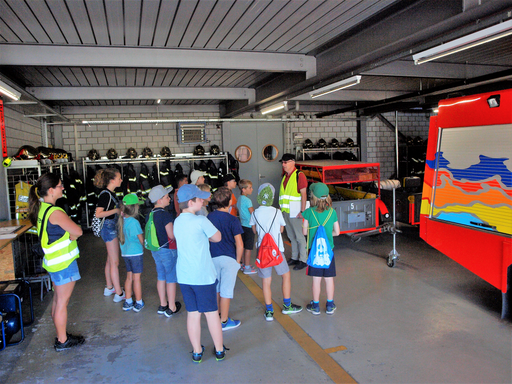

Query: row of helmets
[303,138,355,148]
[87,145,221,160]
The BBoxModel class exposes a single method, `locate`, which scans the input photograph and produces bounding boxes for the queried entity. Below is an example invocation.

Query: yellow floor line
[238,272,357,384]
[324,346,348,354]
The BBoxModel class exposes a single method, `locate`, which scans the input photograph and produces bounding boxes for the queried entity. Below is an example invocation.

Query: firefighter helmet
[14,145,38,160]
[330,138,340,148]
[303,139,314,149]
[106,148,118,160]
[317,138,327,148]
[193,145,205,156]
[160,146,172,157]
[210,145,220,155]
[141,147,153,158]
[345,138,355,147]
[87,149,100,160]
[125,147,138,158]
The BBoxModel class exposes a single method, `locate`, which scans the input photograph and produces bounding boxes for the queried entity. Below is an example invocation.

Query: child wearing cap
[222,173,238,217]
[208,187,244,331]
[196,183,211,217]
[117,194,145,312]
[173,174,188,218]
[174,184,226,363]
[147,185,182,318]
[249,183,303,321]
[302,183,340,315]
[236,179,256,274]
[190,170,207,186]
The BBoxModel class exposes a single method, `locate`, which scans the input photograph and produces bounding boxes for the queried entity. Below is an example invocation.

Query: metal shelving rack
[296,147,359,161]
[82,153,228,227]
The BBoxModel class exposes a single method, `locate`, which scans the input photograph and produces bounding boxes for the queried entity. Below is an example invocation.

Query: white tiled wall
[60,112,222,159]
[3,107,49,156]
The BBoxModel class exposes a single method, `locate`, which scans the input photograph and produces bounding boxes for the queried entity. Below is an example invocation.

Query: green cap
[122,193,142,205]
[310,183,329,199]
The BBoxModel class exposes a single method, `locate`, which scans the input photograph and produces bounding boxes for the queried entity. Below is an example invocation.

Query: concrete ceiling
[1,0,512,123]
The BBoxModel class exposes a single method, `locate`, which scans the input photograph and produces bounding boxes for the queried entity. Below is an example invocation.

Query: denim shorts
[257,254,289,279]
[180,281,218,313]
[49,259,81,286]
[100,218,118,243]
[151,248,177,283]
[212,256,240,299]
[241,226,255,250]
[123,255,143,274]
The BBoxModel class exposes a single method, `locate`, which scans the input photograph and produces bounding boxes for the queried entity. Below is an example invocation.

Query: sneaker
[122,301,134,311]
[133,300,145,313]
[306,301,320,315]
[191,345,205,363]
[282,302,303,315]
[243,265,257,275]
[54,335,85,352]
[264,309,274,322]
[113,290,126,303]
[240,263,245,272]
[164,301,182,318]
[326,302,337,315]
[103,286,115,296]
[221,318,241,331]
[287,259,299,266]
[214,345,229,361]
[157,304,169,315]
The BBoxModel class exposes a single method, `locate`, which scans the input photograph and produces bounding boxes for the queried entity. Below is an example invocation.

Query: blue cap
[177,184,211,203]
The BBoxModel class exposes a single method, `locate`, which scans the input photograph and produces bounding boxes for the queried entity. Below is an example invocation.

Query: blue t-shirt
[119,217,143,257]
[147,208,173,249]
[174,212,219,285]
[237,195,253,228]
[208,210,244,260]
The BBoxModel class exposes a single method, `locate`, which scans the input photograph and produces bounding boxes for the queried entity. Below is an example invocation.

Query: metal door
[223,122,284,207]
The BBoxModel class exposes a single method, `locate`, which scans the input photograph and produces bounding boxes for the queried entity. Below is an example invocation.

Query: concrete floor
[1,226,511,384]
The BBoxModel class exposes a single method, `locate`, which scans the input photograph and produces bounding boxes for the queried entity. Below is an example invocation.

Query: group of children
[96,167,341,363]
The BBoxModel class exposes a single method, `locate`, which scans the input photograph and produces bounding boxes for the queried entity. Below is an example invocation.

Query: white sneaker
[104,286,115,296]
[113,290,126,302]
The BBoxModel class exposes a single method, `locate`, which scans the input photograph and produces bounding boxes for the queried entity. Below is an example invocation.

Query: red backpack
[254,210,283,269]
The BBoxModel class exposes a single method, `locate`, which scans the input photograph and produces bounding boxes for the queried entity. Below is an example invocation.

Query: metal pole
[395,111,399,178]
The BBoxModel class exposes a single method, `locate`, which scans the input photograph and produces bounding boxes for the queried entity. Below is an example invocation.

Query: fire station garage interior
[0,1,511,383]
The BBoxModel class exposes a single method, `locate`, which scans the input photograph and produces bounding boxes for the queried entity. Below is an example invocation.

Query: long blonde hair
[310,194,332,213]
[116,202,140,245]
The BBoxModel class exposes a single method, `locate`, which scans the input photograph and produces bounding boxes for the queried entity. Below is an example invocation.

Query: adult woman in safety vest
[28,173,85,351]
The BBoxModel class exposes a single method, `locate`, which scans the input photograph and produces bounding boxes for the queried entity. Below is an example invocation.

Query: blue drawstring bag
[306,209,334,269]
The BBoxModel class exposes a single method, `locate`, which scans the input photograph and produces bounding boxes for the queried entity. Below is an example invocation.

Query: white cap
[190,170,207,185]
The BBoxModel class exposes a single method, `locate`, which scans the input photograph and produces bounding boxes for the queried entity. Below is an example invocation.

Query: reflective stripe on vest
[279,169,301,213]
[38,203,79,273]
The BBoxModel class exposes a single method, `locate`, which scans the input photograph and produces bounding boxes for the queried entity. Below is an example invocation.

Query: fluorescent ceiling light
[413,20,512,65]
[0,80,22,101]
[310,75,362,98]
[261,101,287,115]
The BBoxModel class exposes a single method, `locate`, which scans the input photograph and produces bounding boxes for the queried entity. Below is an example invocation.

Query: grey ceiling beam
[0,45,316,77]
[60,105,219,115]
[26,87,255,102]
[363,60,512,79]
[290,90,406,102]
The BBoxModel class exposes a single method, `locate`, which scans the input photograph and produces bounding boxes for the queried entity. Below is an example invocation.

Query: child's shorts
[123,255,143,274]
[257,255,289,279]
[151,248,177,283]
[49,260,81,286]
[241,226,255,250]
[306,255,336,277]
[212,256,239,299]
[100,218,118,243]
[180,281,218,313]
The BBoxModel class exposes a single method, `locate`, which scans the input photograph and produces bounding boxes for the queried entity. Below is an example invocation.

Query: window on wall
[177,122,207,144]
